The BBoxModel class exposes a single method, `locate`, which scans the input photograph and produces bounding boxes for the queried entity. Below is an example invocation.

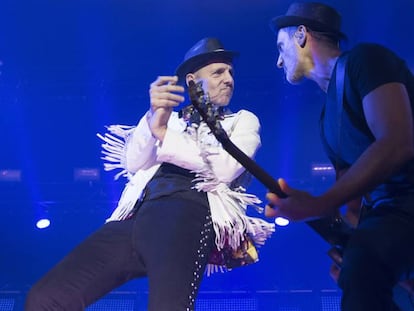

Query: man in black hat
[25,37,275,311]
[265,2,414,310]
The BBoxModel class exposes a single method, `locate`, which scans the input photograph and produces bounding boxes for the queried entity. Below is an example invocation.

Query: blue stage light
[36,218,51,229]
[275,217,289,226]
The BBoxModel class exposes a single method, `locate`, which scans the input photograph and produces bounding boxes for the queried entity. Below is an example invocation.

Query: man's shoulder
[224,109,260,127]
[347,43,399,61]
[344,42,408,99]
[228,109,258,120]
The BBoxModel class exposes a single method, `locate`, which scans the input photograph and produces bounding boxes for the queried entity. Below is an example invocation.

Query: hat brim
[270,15,347,40]
[175,50,239,82]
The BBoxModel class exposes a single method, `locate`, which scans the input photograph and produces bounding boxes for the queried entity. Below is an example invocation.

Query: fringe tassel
[96,125,135,180]
[206,264,227,276]
[190,124,275,276]
[97,124,143,222]
[202,185,275,252]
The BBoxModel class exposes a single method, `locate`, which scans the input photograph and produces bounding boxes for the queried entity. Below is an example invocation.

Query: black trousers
[338,196,414,311]
[25,191,215,311]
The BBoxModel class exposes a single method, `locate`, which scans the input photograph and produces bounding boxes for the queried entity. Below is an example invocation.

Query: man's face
[276,28,304,84]
[192,62,234,107]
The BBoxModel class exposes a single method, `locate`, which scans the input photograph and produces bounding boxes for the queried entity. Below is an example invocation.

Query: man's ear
[186,73,195,87]
[294,25,307,47]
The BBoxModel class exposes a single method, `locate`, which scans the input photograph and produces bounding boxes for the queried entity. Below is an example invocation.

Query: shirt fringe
[191,124,275,276]
[97,122,275,275]
[96,125,135,180]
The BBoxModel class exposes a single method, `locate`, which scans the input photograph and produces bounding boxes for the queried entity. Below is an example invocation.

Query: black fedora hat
[270,2,346,39]
[175,37,239,81]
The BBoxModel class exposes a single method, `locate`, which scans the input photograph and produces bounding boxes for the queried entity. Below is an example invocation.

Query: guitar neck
[220,139,286,198]
[187,80,350,264]
[220,138,350,249]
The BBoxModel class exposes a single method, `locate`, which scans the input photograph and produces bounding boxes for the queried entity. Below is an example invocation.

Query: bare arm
[319,82,414,212]
[266,82,414,221]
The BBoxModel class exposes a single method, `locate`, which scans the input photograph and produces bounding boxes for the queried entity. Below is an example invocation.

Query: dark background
[0,0,413,308]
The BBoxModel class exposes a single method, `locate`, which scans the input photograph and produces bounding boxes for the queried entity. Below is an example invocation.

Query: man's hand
[148,76,185,141]
[264,178,331,222]
[329,262,341,283]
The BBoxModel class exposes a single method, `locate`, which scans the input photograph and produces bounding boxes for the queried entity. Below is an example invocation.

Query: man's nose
[276,55,283,68]
[224,71,234,84]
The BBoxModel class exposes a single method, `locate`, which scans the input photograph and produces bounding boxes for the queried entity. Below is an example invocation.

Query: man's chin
[286,75,303,85]
[213,97,231,107]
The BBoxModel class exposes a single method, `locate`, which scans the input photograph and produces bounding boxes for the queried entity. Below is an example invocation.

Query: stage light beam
[275,217,289,226]
[36,218,51,229]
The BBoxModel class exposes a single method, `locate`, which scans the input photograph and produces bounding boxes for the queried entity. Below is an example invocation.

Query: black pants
[338,196,414,311]
[25,192,215,311]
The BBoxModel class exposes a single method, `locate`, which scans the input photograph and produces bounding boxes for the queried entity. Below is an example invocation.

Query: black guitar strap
[335,53,348,155]
[335,54,374,226]
[319,54,349,173]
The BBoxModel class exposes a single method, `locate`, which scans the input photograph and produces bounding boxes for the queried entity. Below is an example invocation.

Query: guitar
[188,80,353,266]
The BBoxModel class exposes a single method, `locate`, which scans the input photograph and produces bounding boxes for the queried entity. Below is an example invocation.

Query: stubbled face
[192,62,234,106]
[276,28,304,84]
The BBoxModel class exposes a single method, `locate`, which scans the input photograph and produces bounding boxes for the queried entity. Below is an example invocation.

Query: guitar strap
[335,54,373,225]
[318,55,349,173]
[335,53,348,160]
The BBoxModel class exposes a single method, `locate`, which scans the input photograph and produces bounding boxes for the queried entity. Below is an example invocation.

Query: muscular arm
[265,82,413,221]
[320,82,414,211]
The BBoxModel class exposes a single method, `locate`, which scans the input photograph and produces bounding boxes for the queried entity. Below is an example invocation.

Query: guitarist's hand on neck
[264,178,335,222]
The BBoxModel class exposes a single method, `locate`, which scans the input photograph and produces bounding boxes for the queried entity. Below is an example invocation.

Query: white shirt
[99,108,274,255]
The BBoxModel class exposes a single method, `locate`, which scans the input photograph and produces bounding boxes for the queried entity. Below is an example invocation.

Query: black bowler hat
[270,2,346,39]
[175,37,239,81]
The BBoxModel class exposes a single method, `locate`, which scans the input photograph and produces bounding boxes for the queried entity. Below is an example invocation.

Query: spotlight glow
[36,218,51,229]
[275,217,289,226]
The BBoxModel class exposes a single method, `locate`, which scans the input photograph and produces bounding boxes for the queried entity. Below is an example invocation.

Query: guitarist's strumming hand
[148,75,185,141]
[264,178,332,222]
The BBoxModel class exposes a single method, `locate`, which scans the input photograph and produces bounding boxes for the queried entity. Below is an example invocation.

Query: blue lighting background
[1,0,413,309]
